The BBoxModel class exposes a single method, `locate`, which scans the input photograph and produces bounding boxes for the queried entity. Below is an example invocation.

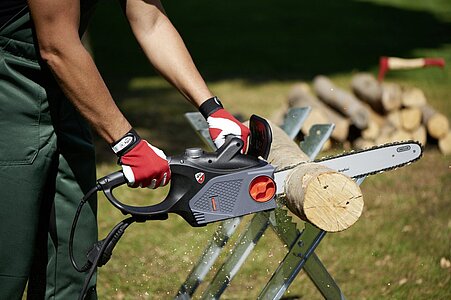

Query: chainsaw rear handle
[96,170,171,220]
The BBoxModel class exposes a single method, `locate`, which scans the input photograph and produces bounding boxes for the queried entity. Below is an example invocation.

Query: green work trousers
[0,9,98,300]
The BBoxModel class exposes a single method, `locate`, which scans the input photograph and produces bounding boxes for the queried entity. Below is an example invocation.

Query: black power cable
[70,184,137,300]
[70,185,99,272]
[78,217,135,300]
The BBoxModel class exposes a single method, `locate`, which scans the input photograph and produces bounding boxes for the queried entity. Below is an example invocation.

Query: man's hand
[199,97,250,152]
[112,129,171,188]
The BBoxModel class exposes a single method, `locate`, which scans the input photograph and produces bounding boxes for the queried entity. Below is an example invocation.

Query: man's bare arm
[121,0,214,107]
[28,0,131,143]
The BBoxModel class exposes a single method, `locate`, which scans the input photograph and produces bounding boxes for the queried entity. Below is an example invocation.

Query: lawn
[85,0,451,299]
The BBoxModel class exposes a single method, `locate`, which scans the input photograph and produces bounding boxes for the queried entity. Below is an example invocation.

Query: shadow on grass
[88,0,451,161]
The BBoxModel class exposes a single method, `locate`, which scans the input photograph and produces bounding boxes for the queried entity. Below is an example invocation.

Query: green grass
[85,0,451,298]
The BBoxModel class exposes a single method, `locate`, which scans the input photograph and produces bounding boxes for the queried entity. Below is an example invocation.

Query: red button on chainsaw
[249,176,276,203]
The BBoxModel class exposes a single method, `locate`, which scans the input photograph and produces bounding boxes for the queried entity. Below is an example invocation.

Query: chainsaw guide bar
[274,140,423,194]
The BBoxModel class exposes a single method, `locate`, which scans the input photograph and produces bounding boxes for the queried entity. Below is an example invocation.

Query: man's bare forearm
[41,43,132,143]
[29,0,131,144]
[124,0,214,107]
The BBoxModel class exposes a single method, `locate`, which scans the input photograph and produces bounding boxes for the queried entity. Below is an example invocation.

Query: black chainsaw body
[97,115,276,227]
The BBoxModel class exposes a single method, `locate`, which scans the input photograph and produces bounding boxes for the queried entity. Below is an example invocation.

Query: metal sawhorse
[176,107,365,299]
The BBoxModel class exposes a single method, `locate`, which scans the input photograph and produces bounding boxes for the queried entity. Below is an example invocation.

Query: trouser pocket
[0,51,44,165]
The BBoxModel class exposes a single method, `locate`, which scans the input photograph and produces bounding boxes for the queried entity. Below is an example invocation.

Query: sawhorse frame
[176,108,365,299]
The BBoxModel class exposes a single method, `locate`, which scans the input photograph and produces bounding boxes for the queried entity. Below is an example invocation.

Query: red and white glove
[199,97,250,152]
[111,129,171,188]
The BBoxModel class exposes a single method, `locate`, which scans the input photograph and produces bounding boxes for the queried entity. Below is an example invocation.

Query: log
[390,129,411,142]
[381,82,402,112]
[387,110,402,128]
[348,79,403,118]
[288,84,350,141]
[313,75,370,130]
[270,102,289,126]
[351,73,384,113]
[353,137,375,150]
[402,86,427,108]
[421,104,449,139]
[361,104,386,141]
[300,109,328,135]
[361,119,380,141]
[400,107,422,131]
[411,125,427,146]
[438,131,451,155]
[268,122,364,232]
[376,123,397,145]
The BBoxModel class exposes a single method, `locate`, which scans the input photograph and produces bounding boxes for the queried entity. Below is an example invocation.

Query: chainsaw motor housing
[167,140,276,226]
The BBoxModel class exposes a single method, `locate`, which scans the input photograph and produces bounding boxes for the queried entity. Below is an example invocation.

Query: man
[0,0,249,298]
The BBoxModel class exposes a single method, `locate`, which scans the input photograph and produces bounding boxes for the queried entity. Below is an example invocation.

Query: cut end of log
[304,172,363,232]
[400,107,422,131]
[427,114,449,139]
[439,132,451,155]
[285,163,364,232]
[402,87,427,107]
[381,82,402,112]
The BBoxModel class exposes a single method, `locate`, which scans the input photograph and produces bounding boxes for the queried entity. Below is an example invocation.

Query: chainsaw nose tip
[249,176,276,203]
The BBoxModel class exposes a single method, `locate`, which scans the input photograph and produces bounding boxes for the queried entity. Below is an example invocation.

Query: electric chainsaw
[71,115,422,299]
[93,115,422,226]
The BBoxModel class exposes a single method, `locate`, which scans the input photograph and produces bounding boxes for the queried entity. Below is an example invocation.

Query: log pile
[278,73,451,154]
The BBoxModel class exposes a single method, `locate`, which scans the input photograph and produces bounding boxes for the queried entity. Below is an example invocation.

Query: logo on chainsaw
[195,172,205,184]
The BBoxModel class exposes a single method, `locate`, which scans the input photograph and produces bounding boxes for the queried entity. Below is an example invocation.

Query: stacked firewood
[278,73,451,154]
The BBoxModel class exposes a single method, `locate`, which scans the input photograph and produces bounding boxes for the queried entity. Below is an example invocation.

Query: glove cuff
[111,128,142,157]
[199,96,224,119]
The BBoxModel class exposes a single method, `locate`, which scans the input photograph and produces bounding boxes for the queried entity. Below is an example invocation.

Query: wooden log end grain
[401,86,427,108]
[381,82,402,112]
[421,104,450,139]
[285,163,364,232]
[400,107,422,131]
[438,131,451,155]
[390,129,412,142]
[354,137,376,150]
[361,119,381,140]
[411,125,427,146]
[387,110,402,128]
[427,113,449,139]
[268,122,364,232]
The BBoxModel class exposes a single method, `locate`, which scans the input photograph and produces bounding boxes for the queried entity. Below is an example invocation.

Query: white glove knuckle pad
[122,165,135,185]
[146,142,168,160]
[207,117,242,148]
